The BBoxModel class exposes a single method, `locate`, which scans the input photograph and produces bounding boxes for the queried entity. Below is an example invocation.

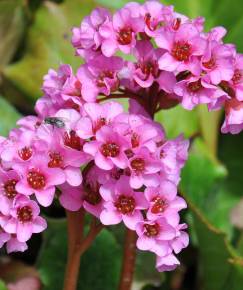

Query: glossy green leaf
[0,96,21,136]
[0,0,26,67]
[189,201,243,290]
[219,133,243,196]
[37,219,121,290]
[180,138,241,236]
[4,0,95,101]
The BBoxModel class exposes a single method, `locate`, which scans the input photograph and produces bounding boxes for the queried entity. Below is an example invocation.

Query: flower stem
[63,210,84,290]
[118,229,137,290]
[63,211,103,290]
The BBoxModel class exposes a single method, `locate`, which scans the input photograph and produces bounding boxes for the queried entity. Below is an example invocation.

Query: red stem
[63,210,84,290]
[118,229,137,290]
[63,212,103,290]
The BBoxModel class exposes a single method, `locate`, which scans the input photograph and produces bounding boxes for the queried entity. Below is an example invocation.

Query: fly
[44,117,65,128]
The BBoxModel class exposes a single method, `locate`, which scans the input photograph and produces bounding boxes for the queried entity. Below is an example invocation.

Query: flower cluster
[0,0,241,272]
[0,95,189,270]
[72,1,243,134]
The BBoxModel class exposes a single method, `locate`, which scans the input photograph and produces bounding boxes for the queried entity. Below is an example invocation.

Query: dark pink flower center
[125,149,134,159]
[84,182,102,205]
[144,223,160,237]
[48,152,63,168]
[172,18,181,31]
[131,133,140,148]
[117,27,133,45]
[96,70,117,89]
[111,168,130,180]
[115,195,135,214]
[203,57,216,69]
[172,41,191,62]
[68,80,82,97]
[160,149,165,158]
[64,130,82,151]
[17,206,33,223]
[232,69,242,85]
[187,79,202,92]
[219,81,235,98]
[130,158,145,172]
[4,179,18,199]
[18,147,33,161]
[151,196,168,214]
[93,117,107,133]
[64,100,80,112]
[144,13,156,31]
[138,61,158,78]
[101,142,120,157]
[27,170,46,190]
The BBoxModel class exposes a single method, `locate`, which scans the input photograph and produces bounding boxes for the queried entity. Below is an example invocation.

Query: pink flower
[171,223,189,254]
[158,135,189,171]
[100,7,144,56]
[114,113,159,152]
[156,23,206,74]
[72,8,111,57]
[157,135,189,185]
[141,1,173,37]
[145,181,187,222]
[17,116,42,131]
[37,124,89,187]
[76,101,123,139]
[6,236,28,253]
[100,176,148,229]
[0,226,10,248]
[221,99,243,134]
[136,217,176,256]
[82,166,109,218]
[201,41,234,85]
[1,129,42,165]
[157,70,177,94]
[174,76,227,110]
[0,195,47,242]
[206,26,227,42]
[156,253,180,272]
[130,40,161,88]
[83,125,129,170]
[0,169,20,215]
[42,64,73,98]
[59,183,83,211]
[229,54,243,101]
[41,64,97,107]
[128,147,161,189]
[77,55,123,98]
[14,155,65,207]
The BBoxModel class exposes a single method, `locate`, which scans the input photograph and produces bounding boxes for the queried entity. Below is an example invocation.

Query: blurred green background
[0,0,243,290]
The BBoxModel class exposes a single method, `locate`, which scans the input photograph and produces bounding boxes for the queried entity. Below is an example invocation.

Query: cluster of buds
[0,0,241,272]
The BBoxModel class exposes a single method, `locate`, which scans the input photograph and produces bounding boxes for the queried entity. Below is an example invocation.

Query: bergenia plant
[0,1,242,290]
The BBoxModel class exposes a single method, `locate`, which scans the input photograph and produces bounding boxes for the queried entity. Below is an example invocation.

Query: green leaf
[37,219,121,290]
[180,136,243,289]
[189,201,243,290]
[95,0,145,10]
[155,106,199,139]
[0,0,26,67]
[180,138,240,236]
[219,133,243,196]
[197,106,223,156]
[0,280,7,290]
[3,0,95,101]
[0,96,21,136]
